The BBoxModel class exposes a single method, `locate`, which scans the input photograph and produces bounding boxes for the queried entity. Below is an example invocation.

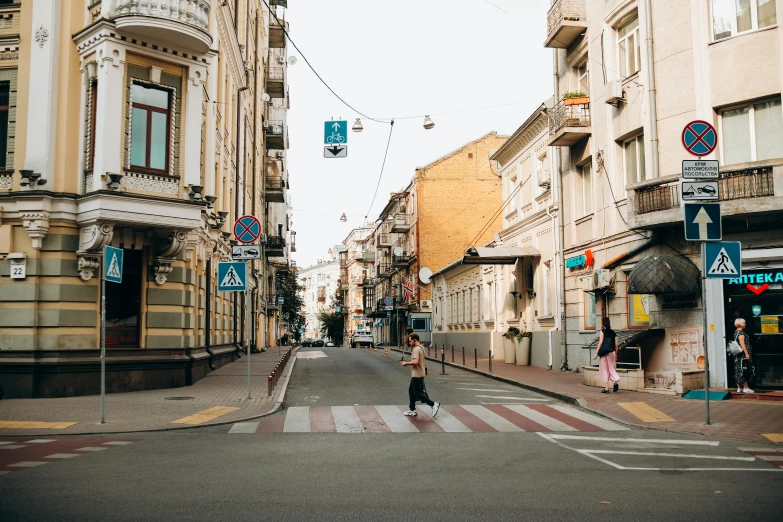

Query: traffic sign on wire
[682,120,717,157]
[324,121,347,144]
[324,144,347,158]
[234,215,262,244]
[684,203,722,241]
[704,242,741,279]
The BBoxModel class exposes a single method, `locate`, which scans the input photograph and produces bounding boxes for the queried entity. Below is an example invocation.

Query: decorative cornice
[495,112,548,167]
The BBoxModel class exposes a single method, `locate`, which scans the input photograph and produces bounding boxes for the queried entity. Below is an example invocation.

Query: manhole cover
[164,396,194,401]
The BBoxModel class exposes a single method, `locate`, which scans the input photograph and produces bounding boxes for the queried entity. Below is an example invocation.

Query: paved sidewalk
[389,345,783,444]
[0,348,296,436]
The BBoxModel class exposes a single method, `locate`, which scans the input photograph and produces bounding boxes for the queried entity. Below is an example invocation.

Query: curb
[386,347,783,446]
[0,348,299,437]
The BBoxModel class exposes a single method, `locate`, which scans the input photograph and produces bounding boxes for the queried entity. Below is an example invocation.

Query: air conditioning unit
[277,55,286,65]
[420,300,432,309]
[538,171,551,189]
[274,151,285,159]
[593,269,612,289]
[606,81,626,107]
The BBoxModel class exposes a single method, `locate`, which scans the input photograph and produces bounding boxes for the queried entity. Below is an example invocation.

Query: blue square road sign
[324,121,347,145]
[705,242,742,279]
[104,246,123,284]
[684,203,722,241]
[218,262,247,292]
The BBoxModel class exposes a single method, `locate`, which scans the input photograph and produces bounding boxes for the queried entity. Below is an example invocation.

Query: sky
[285,0,554,268]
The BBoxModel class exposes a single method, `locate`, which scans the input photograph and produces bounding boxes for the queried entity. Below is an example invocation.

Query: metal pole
[474,348,477,368]
[100,267,106,424]
[247,288,251,399]
[489,350,493,373]
[441,346,446,375]
[462,346,465,366]
[701,241,710,424]
[451,345,454,362]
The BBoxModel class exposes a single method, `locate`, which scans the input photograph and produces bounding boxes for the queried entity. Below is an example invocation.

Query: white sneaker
[403,410,418,416]
[743,388,754,393]
[737,387,742,393]
[431,402,440,417]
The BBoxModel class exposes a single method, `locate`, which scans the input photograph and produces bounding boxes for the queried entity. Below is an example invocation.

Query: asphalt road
[1,346,782,522]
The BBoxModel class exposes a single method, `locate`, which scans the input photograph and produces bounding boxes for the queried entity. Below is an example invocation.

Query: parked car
[350,331,374,348]
[301,339,313,347]
[312,339,325,347]
[325,341,335,347]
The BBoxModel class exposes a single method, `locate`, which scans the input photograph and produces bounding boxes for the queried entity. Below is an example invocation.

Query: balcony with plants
[548,93,591,147]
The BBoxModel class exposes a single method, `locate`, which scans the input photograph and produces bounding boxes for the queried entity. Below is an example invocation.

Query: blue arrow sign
[324,120,347,145]
[218,262,247,292]
[704,242,741,279]
[104,246,123,284]
[684,203,721,241]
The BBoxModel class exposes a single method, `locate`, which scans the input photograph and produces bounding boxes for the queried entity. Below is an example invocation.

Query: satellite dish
[261,93,271,102]
[288,56,298,65]
[419,267,432,285]
[393,246,403,256]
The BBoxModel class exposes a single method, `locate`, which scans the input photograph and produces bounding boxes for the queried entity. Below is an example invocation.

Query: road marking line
[172,406,240,425]
[375,406,418,433]
[44,454,80,459]
[0,445,26,449]
[504,404,577,431]
[228,422,260,434]
[8,461,49,468]
[283,406,311,433]
[76,447,107,452]
[103,441,134,446]
[428,407,471,433]
[762,433,783,443]
[739,446,783,452]
[0,421,77,429]
[456,388,520,392]
[0,442,15,446]
[443,405,497,433]
[617,402,675,422]
[474,395,549,401]
[354,406,392,433]
[550,434,719,446]
[755,455,783,462]
[0,471,9,475]
[581,449,755,461]
[332,406,364,433]
[25,439,56,443]
[547,405,630,431]
[461,405,523,432]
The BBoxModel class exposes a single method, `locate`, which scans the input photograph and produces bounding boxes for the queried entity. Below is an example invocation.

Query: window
[0,81,8,169]
[584,292,597,330]
[721,98,783,164]
[578,162,593,216]
[576,61,589,93]
[536,153,549,190]
[617,15,641,79]
[712,0,776,41]
[130,83,171,173]
[624,134,646,184]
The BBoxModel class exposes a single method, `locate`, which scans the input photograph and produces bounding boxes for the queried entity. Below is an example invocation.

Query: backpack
[727,330,743,356]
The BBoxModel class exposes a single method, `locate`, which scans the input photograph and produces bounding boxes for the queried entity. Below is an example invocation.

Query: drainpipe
[205,257,216,370]
[552,49,568,371]
[234,84,249,357]
[644,0,659,180]
[546,204,560,370]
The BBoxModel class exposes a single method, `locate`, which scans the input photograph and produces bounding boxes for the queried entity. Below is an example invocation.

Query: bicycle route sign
[324,121,347,144]
[234,215,262,244]
[682,120,717,157]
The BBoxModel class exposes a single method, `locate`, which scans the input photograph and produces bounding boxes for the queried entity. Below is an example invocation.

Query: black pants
[409,377,434,410]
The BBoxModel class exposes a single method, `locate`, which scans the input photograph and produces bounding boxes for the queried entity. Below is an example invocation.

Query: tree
[316,289,347,346]
[276,266,306,342]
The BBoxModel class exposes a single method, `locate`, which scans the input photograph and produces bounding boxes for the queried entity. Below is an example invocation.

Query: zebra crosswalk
[228,403,629,434]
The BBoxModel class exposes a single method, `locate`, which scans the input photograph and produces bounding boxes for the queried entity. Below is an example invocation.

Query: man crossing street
[400,333,439,417]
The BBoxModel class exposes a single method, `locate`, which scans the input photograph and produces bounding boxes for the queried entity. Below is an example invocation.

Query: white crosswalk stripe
[460,405,523,432]
[547,404,630,431]
[228,422,260,434]
[503,404,578,431]
[426,408,471,433]
[375,405,419,433]
[332,406,363,433]
[283,406,310,433]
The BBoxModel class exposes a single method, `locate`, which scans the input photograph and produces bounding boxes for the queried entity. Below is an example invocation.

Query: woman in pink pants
[593,317,620,393]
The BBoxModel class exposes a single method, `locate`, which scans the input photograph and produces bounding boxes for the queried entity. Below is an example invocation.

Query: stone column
[91,41,126,191]
[184,63,208,189]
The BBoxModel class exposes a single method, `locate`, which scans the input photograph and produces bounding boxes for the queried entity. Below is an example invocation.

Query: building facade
[0,0,295,398]
[546,0,783,391]
[299,250,339,340]
[339,226,373,341]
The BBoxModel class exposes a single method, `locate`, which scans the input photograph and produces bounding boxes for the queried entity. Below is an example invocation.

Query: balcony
[362,251,375,263]
[112,0,212,54]
[265,175,286,203]
[269,0,287,7]
[340,275,349,287]
[544,0,587,49]
[267,67,285,99]
[392,253,412,266]
[264,235,286,257]
[269,9,286,48]
[265,120,285,150]
[376,233,393,249]
[266,296,281,311]
[548,98,591,147]
[391,214,412,233]
[377,263,395,279]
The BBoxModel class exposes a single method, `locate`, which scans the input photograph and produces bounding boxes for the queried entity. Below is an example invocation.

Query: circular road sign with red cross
[234,215,262,244]
[682,120,717,157]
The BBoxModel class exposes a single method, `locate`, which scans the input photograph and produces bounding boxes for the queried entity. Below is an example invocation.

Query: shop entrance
[723,270,783,390]
[105,250,143,348]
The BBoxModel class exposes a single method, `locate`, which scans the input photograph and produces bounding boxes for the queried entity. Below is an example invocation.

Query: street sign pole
[100,259,106,424]
[246,285,251,400]
[701,241,710,425]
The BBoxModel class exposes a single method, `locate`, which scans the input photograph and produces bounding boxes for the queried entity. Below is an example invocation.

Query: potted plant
[502,327,519,364]
[563,91,589,106]
[515,331,532,366]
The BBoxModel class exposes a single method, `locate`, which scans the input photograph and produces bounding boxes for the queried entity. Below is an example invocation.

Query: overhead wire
[364,121,395,220]
[468,175,531,247]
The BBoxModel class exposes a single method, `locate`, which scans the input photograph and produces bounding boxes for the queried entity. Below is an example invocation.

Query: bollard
[462,346,465,366]
[441,347,446,375]
[474,348,477,368]
[489,350,493,373]
[428,345,431,357]
[268,375,273,396]
[451,345,454,362]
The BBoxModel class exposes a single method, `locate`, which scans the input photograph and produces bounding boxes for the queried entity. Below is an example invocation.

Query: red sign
[682,120,717,157]
[585,249,594,267]
[234,215,262,244]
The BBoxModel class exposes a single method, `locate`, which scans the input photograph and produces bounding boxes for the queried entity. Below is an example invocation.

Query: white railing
[114,0,210,32]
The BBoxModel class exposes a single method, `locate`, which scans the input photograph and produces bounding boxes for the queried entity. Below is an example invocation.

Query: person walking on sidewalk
[401,333,439,417]
[593,317,620,394]
[733,318,755,393]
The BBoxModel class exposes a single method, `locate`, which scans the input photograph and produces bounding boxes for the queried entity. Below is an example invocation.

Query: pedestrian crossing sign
[704,241,741,279]
[218,261,247,291]
[104,246,123,284]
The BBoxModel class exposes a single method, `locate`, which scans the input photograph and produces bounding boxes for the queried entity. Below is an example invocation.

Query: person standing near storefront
[733,318,755,393]
[593,317,620,393]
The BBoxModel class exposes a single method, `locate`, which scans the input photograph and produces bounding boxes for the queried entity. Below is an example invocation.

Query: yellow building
[0,0,294,398]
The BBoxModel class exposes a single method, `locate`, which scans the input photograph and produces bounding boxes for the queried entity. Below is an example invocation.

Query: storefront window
[628,291,651,328]
[584,292,596,330]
